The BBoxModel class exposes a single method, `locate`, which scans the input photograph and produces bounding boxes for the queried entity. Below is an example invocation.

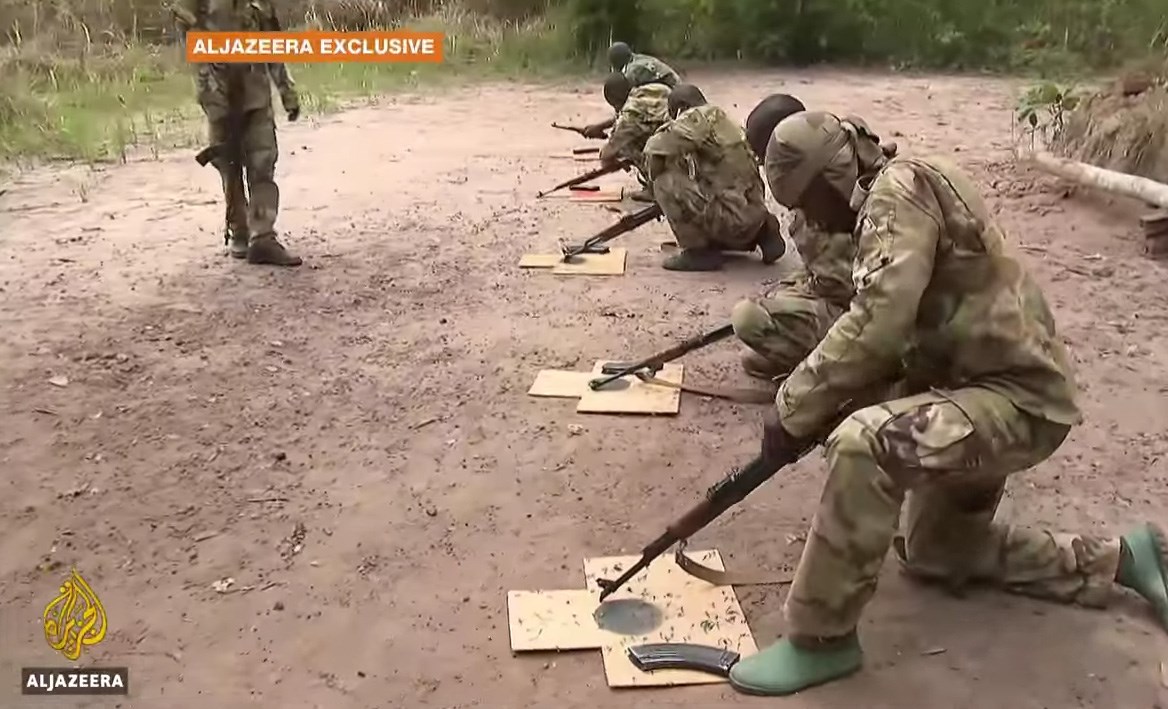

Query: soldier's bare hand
[581,123,608,140]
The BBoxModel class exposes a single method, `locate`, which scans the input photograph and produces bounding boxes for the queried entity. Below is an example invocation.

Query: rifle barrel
[594,454,786,601]
[588,323,734,390]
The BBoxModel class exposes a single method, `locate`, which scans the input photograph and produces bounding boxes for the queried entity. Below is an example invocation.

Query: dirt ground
[3,67,1168,708]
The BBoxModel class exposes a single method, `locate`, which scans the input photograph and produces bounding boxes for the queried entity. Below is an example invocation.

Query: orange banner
[185,31,445,63]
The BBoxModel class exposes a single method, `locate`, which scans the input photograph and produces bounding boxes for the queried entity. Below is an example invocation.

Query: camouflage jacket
[643,104,766,232]
[173,0,298,117]
[622,53,680,88]
[599,83,671,166]
[777,155,1081,438]
[771,210,856,308]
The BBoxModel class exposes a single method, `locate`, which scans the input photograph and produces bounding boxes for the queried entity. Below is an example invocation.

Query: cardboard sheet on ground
[517,249,627,275]
[524,360,683,414]
[506,549,757,687]
[543,188,626,203]
[576,361,682,414]
[547,152,600,162]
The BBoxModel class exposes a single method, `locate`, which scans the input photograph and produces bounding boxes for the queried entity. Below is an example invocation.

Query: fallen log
[1021,151,1168,210]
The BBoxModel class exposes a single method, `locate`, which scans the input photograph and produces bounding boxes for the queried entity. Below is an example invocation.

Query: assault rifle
[552,122,608,140]
[537,158,631,198]
[560,203,662,262]
[597,445,823,601]
[589,323,734,390]
[194,90,243,170]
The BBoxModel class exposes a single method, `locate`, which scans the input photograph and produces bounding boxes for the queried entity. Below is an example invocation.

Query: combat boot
[741,350,781,381]
[226,230,249,259]
[1116,522,1168,629]
[662,248,724,272]
[730,634,863,696]
[247,234,303,267]
[756,213,786,265]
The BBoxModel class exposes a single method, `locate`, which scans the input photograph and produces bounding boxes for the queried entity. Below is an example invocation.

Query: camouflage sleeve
[258,1,298,111]
[600,110,648,165]
[775,162,942,438]
[168,0,198,35]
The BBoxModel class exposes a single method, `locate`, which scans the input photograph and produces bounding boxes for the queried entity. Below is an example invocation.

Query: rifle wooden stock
[590,323,734,390]
[195,143,225,167]
[537,158,631,198]
[596,453,789,601]
[551,122,587,136]
[561,203,662,261]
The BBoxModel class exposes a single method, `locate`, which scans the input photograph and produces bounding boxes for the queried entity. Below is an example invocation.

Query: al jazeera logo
[22,568,129,696]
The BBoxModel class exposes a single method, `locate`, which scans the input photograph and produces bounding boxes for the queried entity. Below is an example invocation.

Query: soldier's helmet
[608,42,633,70]
[745,94,806,165]
[603,71,632,110]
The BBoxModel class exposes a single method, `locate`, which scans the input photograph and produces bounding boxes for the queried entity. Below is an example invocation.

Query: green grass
[0,6,587,165]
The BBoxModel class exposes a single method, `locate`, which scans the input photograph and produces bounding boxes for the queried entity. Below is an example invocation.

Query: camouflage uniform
[599,83,671,176]
[622,53,680,88]
[765,113,1120,641]
[642,104,769,253]
[176,0,299,258]
[731,211,855,378]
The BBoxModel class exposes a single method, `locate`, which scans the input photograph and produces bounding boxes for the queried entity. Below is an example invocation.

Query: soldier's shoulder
[632,82,671,99]
[869,157,936,201]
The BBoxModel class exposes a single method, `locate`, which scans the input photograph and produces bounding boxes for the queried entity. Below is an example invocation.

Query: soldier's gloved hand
[581,123,608,140]
[760,407,808,465]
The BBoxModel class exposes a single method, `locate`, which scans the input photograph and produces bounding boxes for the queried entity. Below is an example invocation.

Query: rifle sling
[674,540,792,587]
[633,372,775,405]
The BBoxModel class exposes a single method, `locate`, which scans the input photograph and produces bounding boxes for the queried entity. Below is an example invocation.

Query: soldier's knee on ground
[731,299,772,347]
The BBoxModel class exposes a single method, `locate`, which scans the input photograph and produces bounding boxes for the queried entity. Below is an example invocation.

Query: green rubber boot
[1117,523,1168,630]
[729,636,862,696]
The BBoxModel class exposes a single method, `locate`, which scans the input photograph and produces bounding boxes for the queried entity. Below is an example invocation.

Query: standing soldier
[172,0,302,266]
[641,84,785,271]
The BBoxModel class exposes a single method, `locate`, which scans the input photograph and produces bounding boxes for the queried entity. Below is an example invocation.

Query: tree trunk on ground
[1023,151,1168,210]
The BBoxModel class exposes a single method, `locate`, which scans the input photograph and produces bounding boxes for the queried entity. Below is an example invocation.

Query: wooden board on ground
[570,189,624,203]
[506,549,757,688]
[553,249,626,275]
[507,589,609,650]
[576,361,682,414]
[543,188,625,202]
[526,370,596,398]
[517,249,626,275]
[547,153,600,162]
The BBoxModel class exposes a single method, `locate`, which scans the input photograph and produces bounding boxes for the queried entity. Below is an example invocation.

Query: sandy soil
[3,67,1168,708]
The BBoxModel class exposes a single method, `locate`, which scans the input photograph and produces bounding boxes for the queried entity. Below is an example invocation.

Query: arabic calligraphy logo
[43,568,108,661]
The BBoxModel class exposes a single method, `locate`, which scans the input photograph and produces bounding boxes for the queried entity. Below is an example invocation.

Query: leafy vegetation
[0,0,1165,162]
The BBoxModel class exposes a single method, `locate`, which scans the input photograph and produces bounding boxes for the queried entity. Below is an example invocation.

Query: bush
[565,0,1168,70]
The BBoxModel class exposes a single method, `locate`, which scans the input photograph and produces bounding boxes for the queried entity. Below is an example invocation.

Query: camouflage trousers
[205,102,280,241]
[731,284,846,376]
[785,386,1122,639]
[654,172,768,252]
